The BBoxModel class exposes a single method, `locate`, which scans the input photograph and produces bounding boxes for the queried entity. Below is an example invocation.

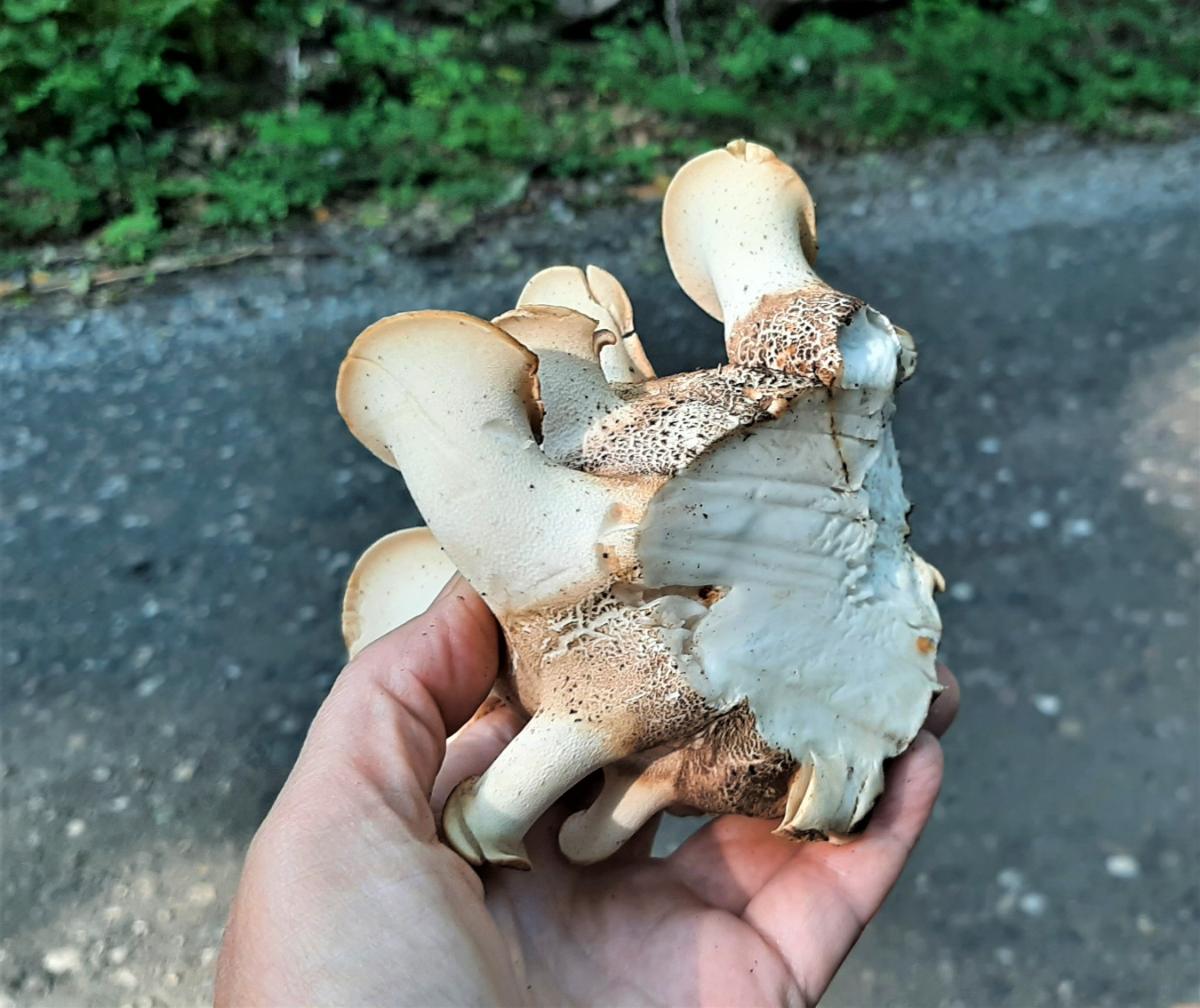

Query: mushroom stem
[662,139,822,339]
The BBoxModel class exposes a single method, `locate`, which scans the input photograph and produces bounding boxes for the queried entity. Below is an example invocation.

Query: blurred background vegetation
[2,0,1197,265]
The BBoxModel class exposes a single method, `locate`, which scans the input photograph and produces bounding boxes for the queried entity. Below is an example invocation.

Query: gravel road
[2,132,1198,1007]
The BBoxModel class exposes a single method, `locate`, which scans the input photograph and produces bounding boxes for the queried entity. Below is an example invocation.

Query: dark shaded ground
[2,133,1198,1007]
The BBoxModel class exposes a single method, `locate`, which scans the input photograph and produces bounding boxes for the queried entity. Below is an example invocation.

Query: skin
[216,577,959,1007]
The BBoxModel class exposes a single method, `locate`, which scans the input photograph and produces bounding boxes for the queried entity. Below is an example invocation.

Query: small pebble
[42,947,83,975]
[91,765,112,783]
[1019,891,1047,916]
[171,759,196,784]
[109,967,138,989]
[107,946,129,965]
[1028,510,1052,530]
[98,475,130,499]
[1105,853,1140,879]
[65,818,86,838]
[997,867,1024,890]
[994,946,1016,966]
[76,504,102,525]
[1033,694,1062,717]
[977,436,1002,455]
[949,581,975,602]
[187,881,217,906]
[1058,718,1084,739]
[1063,517,1095,538]
[135,676,163,698]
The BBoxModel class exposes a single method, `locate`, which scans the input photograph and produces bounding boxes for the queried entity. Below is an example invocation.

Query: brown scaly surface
[567,366,804,477]
[546,282,862,479]
[504,587,718,754]
[729,283,863,386]
[622,702,797,820]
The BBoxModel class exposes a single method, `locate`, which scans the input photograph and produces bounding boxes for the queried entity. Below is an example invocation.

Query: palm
[218,588,954,1007]
[476,745,942,1008]
[487,843,800,1006]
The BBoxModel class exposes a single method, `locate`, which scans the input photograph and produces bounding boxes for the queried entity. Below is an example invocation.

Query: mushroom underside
[336,139,942,867]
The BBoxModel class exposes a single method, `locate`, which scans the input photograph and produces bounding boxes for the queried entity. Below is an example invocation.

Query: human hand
[216,578,959,1007]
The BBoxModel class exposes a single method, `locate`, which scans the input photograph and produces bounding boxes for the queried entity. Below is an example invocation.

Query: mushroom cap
[494,303,611,361]
[662,139,819,323]
[337,309,648,615]
[584,264,635,336]
[342,526,455,658]
[337,310,541,471]
[519,266,624,335]
[517,265,653,383]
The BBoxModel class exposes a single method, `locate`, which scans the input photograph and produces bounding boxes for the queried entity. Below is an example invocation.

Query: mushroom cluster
[337,140,943,869]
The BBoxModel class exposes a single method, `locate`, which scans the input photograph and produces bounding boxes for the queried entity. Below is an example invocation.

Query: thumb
[290,575,501,827]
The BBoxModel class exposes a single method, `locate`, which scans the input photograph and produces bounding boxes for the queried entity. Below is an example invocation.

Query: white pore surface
[638,307,940,791]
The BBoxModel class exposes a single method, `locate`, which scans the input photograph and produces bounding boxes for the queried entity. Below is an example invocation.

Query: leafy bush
[1,0,1196,262]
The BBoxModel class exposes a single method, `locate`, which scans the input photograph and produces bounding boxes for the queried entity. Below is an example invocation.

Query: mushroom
[341,526,455,659]
[336,140,943,868]
[516,264,655,383]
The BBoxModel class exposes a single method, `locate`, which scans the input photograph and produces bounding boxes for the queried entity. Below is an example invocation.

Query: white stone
[1033,694,1061,717]
[187,881,217,906]
[997,868,1024,890]
[42,947,83,975]
[110,967,138,989]
[1019,892,1047,916]
[134,676,163,698]
[1105,853,1140,879]
[949,581,975,603]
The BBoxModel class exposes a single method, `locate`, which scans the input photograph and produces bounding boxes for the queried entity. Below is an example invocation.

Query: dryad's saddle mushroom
[337,140,944,869]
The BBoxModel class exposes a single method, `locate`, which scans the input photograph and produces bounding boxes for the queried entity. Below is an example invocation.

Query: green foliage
[2,0,1196,262]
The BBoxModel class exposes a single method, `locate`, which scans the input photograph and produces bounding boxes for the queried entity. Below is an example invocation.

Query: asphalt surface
[2,133,1198,1007]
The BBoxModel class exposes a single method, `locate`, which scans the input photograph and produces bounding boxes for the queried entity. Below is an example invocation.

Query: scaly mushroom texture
[336,140,943,869]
